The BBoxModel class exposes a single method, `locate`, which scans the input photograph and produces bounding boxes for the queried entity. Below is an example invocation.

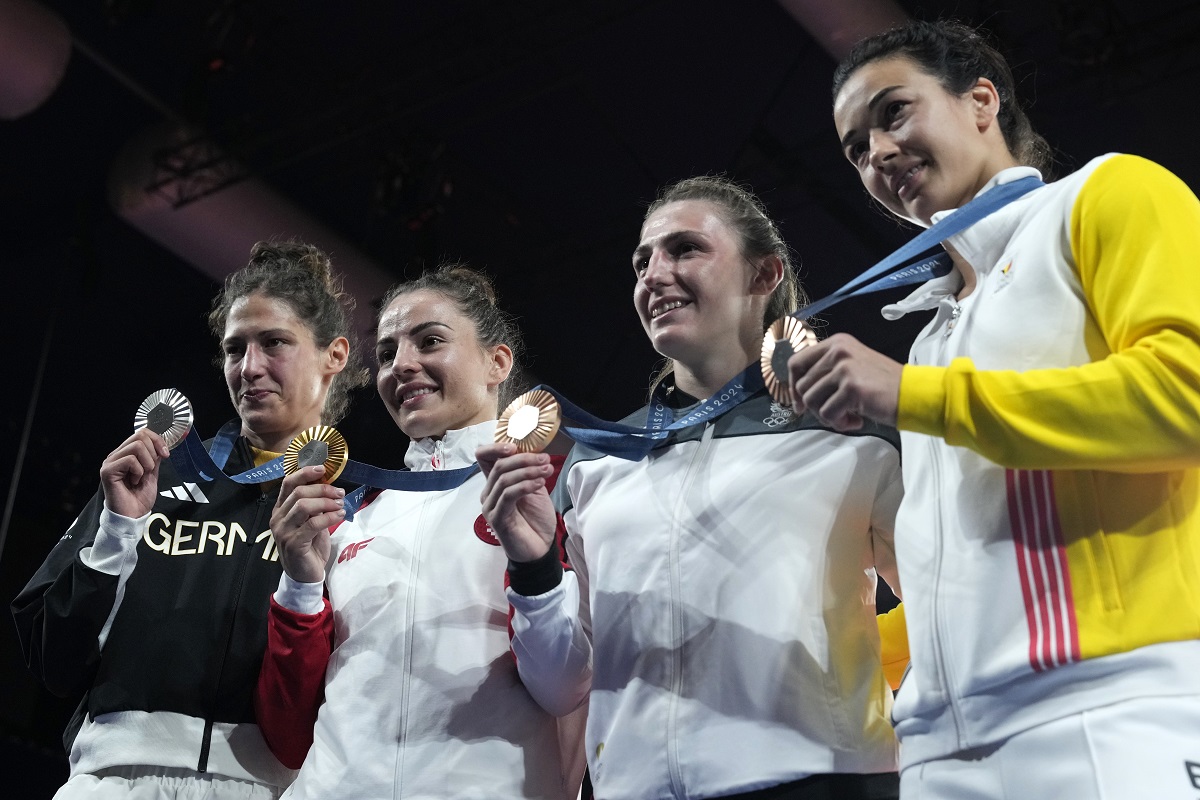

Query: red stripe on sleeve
[254,596,334,769]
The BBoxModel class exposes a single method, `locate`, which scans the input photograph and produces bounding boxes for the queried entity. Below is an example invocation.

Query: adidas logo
[160,483,210,503]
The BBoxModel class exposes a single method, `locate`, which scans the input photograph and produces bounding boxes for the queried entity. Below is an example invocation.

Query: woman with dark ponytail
[789,18,1200,800]
[256,263,584,800]
[14,241,363,799]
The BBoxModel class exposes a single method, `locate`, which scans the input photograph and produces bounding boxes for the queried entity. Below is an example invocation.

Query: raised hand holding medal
[273,425,350,584]
[100,388,194,518]
[473,396,562,564]
[763,176,1045,425]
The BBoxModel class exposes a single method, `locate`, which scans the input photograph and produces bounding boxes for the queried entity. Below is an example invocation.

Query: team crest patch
[474,515,501,546]
[763,402,794,428]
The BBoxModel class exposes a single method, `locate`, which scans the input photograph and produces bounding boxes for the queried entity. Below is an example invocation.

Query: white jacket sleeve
[87,505,149,650]
[507,523,593,717]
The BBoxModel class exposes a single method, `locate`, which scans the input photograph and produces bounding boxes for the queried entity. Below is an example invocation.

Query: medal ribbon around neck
[762,175,1045,400]
[498,178,1046,459]
[497,363,764,461]
[144,398,478,521]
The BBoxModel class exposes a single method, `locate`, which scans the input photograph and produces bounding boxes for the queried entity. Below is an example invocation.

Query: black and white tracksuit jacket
[12,434,295,789]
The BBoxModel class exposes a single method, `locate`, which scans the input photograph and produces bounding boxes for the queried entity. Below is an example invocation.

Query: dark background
[3,1,1198,795]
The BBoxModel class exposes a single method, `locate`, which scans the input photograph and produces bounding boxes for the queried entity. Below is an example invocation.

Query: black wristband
[507,545,564,596]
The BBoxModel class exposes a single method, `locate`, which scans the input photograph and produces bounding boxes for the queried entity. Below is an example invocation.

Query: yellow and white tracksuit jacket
[885,154,1200,767]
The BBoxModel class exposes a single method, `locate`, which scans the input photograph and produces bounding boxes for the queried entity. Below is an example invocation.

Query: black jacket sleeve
[11,488,119,699]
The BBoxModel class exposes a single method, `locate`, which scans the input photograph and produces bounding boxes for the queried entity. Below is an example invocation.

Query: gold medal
[760,317,818,406]
[134,388,193,450]
[495,389,561,453]
[283,425,349,483]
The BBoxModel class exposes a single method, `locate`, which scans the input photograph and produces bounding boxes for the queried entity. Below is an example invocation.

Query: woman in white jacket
[477,176,905,800]
[256,263,584,800]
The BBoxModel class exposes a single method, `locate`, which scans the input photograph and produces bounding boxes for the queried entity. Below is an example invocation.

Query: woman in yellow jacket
[788,18,1200,800]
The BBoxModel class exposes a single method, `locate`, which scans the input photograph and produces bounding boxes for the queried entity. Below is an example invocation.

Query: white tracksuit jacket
[508,386,903,800]
[264,421,575,800]
[882,154,1200,767]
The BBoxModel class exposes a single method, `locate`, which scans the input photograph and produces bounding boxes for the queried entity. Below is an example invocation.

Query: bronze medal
[133,388,193,450]
[495,389,561,453]
[284,425,349,483]
[760,316,818,406]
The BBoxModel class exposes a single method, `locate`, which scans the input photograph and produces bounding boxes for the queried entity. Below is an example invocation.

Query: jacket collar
[404,419,496,471]
[882,165,1043,319]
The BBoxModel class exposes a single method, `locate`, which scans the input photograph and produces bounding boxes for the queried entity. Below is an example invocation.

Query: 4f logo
[1186,760,1200,790]
[337,538,374,563]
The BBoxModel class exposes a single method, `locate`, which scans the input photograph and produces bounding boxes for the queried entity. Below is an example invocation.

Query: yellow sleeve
[898,155,1200,473]
[877,603,908,691]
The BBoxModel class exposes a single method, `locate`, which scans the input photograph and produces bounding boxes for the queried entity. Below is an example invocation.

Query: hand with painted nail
[271,465,343,583]
[475,442,557,563]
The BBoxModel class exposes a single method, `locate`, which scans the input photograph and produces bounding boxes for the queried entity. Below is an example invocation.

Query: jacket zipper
[929,297,968,748]
[198,487,271,772]
[665,423,716,797]
[394,492,432,798]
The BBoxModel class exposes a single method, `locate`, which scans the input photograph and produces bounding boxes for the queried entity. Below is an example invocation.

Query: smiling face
[375,289,512,441]
[222,292,347,453]
[632,200,773,382]
[833,55,1018,226]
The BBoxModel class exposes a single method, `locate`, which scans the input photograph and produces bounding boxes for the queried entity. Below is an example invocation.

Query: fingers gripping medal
[495,389,561,453]
[284,426,349,483]
[134,388,193,450]
[760,317,818,406]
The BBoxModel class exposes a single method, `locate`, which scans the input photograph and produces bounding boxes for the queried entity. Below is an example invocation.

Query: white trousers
[900,695,1200,800]
[54,766,282,800]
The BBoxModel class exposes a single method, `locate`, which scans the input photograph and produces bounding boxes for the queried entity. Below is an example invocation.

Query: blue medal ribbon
[336,463,480,520]
[519,363,764,461]
[169,421,284,485]
[792,175,1044,321]
[168,420,479,521]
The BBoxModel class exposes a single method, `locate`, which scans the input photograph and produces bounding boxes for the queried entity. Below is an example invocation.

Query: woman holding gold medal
[785,19,1200,800]
[476,176,904,800]
[255,264,585,800]
[13,241,364,799]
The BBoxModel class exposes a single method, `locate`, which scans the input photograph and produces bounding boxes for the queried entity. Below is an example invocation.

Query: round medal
[133,388,193,450]
[760,317,818,406]
[283,425,349,483]
[495,389,561,453]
